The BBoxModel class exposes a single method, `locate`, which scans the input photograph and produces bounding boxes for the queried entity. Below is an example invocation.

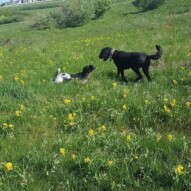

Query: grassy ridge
[0,0,191,190]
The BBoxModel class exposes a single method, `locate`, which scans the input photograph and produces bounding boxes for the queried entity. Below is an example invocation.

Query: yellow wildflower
[107,160,114,167]
[163,98,168,102]
[5,162,13,171]
[123,93,127,98]
[122,104,127,110]
[171,99,176,107]
[176,165,184,175]
[98,125,107,131]
[20,104,25,110]
[68,113,75,121]
[15,110,21,117]
[172,80,177,84]
[126,135,131,141]
[71,154,76,160]
[186,102,190,107]
[90,95,95,101]
[164,105,171,113]
[14,76,19,81]
[84,157,91,163]
[144,99,149,104]
[0,75,3,80]
[134,155,139,160]
[3,123,8,128]
[113,82,117,88]
[88,129,95,137]
[64,99,71,104]
[59,147,65,155]
[167,134,173,141]
[8,123,14,128]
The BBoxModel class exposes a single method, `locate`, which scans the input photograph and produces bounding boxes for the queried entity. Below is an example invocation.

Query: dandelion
[126,135,131,141]
[176,165,184,175]
[20,104,25,110]
[14,76,19,81]
[3,123,8,128]
[186,101,190,107]
[88,129,95,137]
[84,157,91,163]
[122,104,127,110]
[15,110,21,117]
[68,113,75,121]
[171,99,176,107]
[107,160,114,167]
[0,75,3,80]
[71,154,76,160]
[144,99,149,104]
[98,125,107,131]
[64,99,71,104]
[164,105,171,113]
[163,98,168,102]
[172,80,177,84]
[113,82,117,88]
[5,162,13,171]
[8,123,14,128]
[167,133,173,141]
[90,95,95,101]
[123,93,127,98]
[59,147,65,155]
[134,155,139,160]
[186,51,191,56]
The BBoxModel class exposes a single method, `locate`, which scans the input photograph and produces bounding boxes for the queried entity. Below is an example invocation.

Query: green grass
[0,0,191,190]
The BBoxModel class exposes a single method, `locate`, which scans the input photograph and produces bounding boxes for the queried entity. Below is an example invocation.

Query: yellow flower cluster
[59,147,65,155]
[84,157,91,163]
[3,123,14,128]
[64,98,71,104]
[5,162,13,171]
[98,125,107,131]
[163,105,171,113]
[176,165,184,175]
[88,129,95,137]
[113,82,117,88]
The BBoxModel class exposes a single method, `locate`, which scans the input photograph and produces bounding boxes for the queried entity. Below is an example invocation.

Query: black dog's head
[99,47,112,61]
[82,64,96,75]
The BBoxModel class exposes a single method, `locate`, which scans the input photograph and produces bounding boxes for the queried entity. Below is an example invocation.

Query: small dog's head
[99,47,112,61]
[82,64,96,74]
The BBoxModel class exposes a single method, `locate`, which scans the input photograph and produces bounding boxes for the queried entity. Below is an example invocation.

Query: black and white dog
[99,45,163,83]
[54,64,96,83]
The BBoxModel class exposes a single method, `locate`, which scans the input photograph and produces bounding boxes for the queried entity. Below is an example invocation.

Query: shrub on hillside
[55,0,110,28]
[55,0,94,28]
[93,0,111,19]
[132,0,165,12]
[29,14,54,30]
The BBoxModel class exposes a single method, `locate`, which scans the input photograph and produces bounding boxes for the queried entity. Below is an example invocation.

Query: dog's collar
[109,49,115,60]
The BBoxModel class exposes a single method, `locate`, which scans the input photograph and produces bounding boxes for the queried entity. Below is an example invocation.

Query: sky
[0,0,10,3]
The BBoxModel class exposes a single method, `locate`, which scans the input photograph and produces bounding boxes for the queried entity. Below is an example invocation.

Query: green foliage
[54,0,110,28]
[29,14,54,30]
[93,0,111,19]
[132,0,165,12]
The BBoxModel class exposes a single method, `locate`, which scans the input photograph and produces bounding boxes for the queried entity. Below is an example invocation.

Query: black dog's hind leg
[142,66,151,81]
[132,68,143,82]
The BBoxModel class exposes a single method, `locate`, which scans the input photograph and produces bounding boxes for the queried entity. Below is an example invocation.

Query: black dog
[54,64,96,83]
[99,45,163,82]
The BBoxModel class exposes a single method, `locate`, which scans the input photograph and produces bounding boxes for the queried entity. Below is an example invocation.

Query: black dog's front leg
[120,69,128,83]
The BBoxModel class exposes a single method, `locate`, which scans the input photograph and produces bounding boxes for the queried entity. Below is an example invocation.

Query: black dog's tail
[147,45,163,60]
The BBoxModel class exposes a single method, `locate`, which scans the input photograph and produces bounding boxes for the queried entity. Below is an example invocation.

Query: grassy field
[0,0,191,190]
